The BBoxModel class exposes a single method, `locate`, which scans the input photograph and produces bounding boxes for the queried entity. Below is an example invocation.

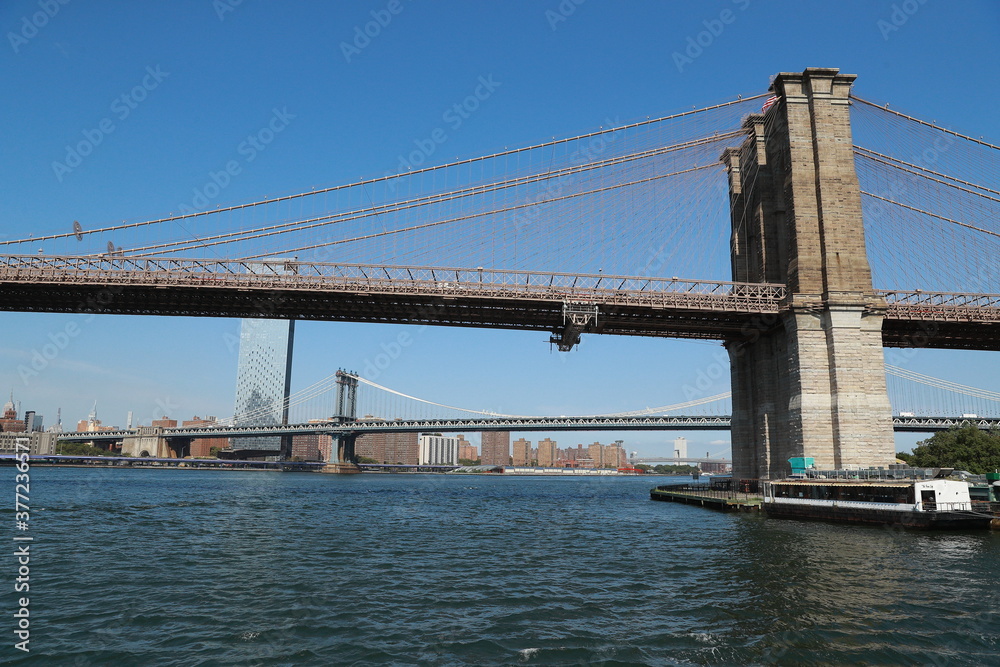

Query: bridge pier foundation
[727,306,892,479]
[121,426,172,458]
[333,433,357,464]
[724,68,895,479]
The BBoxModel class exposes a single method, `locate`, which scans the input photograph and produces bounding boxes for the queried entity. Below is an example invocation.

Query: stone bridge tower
[721,68,895,479]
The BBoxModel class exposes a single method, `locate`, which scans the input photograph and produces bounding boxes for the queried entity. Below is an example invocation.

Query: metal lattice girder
[2,254,999,349]
[0,254,785,309]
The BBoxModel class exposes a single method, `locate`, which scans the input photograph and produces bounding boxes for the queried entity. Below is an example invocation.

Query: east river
[5,468,999,665]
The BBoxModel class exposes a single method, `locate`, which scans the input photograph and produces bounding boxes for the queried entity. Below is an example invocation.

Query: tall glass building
[233,318,294,452]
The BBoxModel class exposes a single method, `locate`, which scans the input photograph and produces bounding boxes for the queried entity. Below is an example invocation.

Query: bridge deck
[55,415,1000,442]
[1,256,997,349]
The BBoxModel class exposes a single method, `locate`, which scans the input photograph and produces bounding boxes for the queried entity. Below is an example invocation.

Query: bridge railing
[0,254,786,313]
[879,290,1000,320]
[7,255,1000,320]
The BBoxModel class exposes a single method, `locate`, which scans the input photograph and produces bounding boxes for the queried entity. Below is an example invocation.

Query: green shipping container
[789,457,815,473]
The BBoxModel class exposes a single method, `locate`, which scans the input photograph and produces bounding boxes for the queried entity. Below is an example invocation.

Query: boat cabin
[764,479,974,512]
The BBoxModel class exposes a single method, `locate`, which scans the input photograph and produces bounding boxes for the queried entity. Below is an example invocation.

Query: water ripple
[8,469,999,666]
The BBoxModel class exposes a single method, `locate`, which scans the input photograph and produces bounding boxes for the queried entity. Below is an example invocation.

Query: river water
[5,468,999,665]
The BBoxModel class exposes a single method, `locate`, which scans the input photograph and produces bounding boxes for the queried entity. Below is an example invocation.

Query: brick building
[1,394,25,433]
[356,431,419,464]
[512,438,531,466]
[457,435,478,462]
[537,438,557,467]
[480,431,510,466]
[291,433,333,461]
[182,416,229,457]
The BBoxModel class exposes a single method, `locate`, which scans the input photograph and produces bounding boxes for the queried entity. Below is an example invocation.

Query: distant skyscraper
[588,442,604,468]
[512,438,531,466]
[419,434,459,465]
[1,393,25,433]
[28,413,43,432]
[233,318,294,453]
[75,401,104,434]
[480,431,510,466]
[537,438,557,467]
[607,440,627,469]
[673,437,688,460]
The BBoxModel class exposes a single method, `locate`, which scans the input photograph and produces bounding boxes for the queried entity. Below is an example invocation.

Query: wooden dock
[650,485,762,512]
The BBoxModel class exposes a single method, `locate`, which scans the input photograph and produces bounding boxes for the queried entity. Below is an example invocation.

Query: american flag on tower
[762,95,779,113]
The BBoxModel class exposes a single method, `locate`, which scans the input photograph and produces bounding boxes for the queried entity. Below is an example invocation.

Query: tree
[903,426,1000,474]
[57,441,113,456]
[651,464,699,475]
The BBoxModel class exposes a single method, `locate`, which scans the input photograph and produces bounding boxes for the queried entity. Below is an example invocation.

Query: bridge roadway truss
[1,255,998,349]
[57,414,1000,444]
[60,415,736,442]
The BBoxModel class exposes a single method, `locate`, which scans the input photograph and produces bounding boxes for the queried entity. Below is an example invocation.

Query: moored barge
[761,478,994,530]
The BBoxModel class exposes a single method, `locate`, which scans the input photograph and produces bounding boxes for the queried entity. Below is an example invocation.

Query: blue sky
[1,0,998,457]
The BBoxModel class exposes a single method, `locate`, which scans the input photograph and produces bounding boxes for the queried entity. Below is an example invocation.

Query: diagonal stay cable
[237,164,722,260]
[121,131,743,258]
[860,191,1000,240]
[854,148,1000,201]
[851,95,1000,151]
[2,94,767,247]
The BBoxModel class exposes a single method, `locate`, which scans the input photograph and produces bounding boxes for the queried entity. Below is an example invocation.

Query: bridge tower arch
[331,370,360,464]
[722,67,894,479]
[335,370,359,422]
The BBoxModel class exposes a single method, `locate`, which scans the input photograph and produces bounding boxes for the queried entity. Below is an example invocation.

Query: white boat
[761,478,994,530]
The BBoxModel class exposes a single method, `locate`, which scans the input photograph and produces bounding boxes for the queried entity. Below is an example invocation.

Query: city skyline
[0,383,729,463]
[2,2,998,459]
